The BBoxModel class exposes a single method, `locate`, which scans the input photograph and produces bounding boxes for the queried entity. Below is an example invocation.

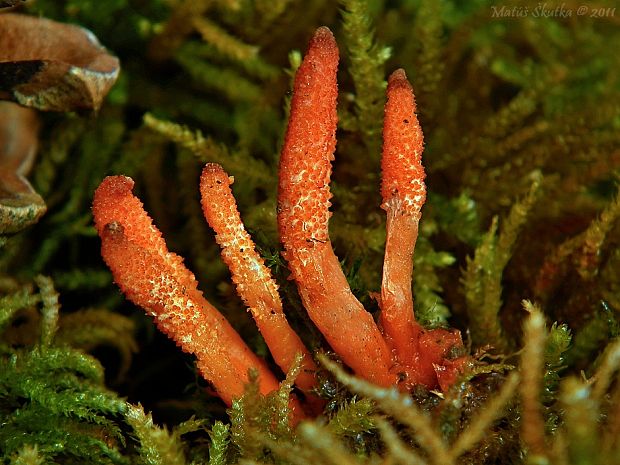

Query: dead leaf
[0,13,120,111]
[0,101,46,233]
[0,1,24,8]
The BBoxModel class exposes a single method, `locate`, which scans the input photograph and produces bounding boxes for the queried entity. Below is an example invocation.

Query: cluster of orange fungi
[92,27,470,422]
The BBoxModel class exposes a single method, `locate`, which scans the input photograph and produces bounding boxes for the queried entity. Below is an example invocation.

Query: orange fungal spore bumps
[93,26,470,414]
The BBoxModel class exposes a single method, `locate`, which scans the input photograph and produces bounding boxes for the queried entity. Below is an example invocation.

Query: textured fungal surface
[277,26,339,269]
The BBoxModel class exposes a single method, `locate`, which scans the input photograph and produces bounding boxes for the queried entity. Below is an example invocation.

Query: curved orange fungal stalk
[380,70,468,389]
[277,27,396,387]
[200,163,319,396]
[92,176,282,408]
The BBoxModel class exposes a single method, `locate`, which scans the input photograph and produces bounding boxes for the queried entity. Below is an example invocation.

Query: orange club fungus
[92,26,470,418]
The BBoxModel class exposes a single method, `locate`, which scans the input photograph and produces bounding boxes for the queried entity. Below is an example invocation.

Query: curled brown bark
[0,13,120,111]
[0,101,45,233]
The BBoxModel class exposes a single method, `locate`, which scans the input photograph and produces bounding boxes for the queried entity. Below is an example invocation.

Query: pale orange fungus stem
[380,69,427,382]
[200,163,319,396]
[93,176,282,407]
[380,70,470,390]
[277,27,396,387]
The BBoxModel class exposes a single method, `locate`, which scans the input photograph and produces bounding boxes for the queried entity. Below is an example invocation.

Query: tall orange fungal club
[277,27,397,388]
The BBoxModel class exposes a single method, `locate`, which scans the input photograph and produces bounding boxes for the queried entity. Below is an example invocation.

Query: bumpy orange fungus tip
[200,163,278,310]
[93,175,198,288]
[93,175,162,249]
[277,26,339,266]
[200,162,232,189]
[381,68,426,218]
